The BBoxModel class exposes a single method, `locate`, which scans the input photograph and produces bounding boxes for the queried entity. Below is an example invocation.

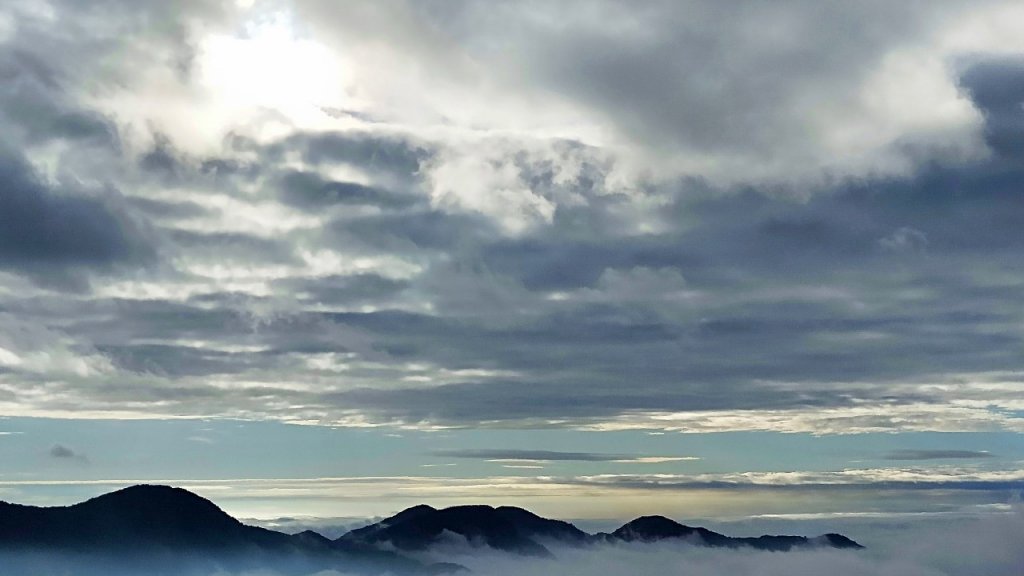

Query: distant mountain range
[340,501,862,557]
[0,485,458,575]
[0,485,862,574]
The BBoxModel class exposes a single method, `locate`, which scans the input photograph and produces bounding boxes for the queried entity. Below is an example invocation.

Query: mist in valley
[3,506,1020,576]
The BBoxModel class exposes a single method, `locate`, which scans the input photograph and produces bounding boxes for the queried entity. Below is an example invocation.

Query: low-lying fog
[2,506,1020,576]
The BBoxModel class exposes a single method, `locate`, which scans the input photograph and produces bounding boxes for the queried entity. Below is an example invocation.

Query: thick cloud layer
[0,0,1022,440]
[295,0,998,183]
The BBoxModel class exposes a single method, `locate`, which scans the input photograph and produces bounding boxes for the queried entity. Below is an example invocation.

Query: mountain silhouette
[340,504,589,556]
[609,515,734,546]
[341,505,861,555]
[0,485,862,575]
[0,485,459,575]
[606,515,864,551]
[0,485,286,551]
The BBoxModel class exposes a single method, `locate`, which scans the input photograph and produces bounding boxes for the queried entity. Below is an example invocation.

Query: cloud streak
[884,450,995,461]
[3,466,1022,502]
[432,449,699,464]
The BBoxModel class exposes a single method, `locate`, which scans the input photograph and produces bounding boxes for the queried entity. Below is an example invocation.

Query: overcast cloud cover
[1,0,1023,432]
[1,0,1023,550]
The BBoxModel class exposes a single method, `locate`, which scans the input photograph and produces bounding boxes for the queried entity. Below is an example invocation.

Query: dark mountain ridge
[0,485,283,551]
[0,485,862,574]
[604,515,863,551]
[349,507,863,556]
[0,485,458,575]
[340,503,589,556]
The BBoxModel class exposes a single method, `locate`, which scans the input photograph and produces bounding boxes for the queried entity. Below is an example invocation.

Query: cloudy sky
[1,0,1023,530]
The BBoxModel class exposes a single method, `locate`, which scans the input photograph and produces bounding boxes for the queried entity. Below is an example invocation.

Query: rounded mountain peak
[73,484,244,542]
[612,516,694,541]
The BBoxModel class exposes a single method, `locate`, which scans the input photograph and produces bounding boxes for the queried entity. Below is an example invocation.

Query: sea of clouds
[423,506,1023,576]
[5,506,1019,576]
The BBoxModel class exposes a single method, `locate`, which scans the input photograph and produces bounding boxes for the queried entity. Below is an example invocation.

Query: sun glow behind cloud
[199,10,348,126]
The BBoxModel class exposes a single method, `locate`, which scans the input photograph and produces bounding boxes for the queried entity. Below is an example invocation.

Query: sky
[0,0,1023,532]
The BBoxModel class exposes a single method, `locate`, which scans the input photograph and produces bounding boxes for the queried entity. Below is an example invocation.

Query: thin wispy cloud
[433,449,699,464]
[885,450,995,461]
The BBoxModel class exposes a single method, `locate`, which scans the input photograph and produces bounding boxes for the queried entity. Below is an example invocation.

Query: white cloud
[0,314,113,378]
[288,0,1007,188]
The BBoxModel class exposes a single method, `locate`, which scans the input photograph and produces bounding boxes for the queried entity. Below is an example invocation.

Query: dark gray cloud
[884,450,995,461]
[959,57,1024,157]
[138,134,185,181]
[98,343,261,378]
[0,151,151,280]
[270,131,430,182]
[337,372,853,424]
[275,170,418,210]
[340,210,494,254]
[49,444,75,458]
[0,49,119,149]
[48,444,86,462]
[272,274,410,308]
[0,3,202,286]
